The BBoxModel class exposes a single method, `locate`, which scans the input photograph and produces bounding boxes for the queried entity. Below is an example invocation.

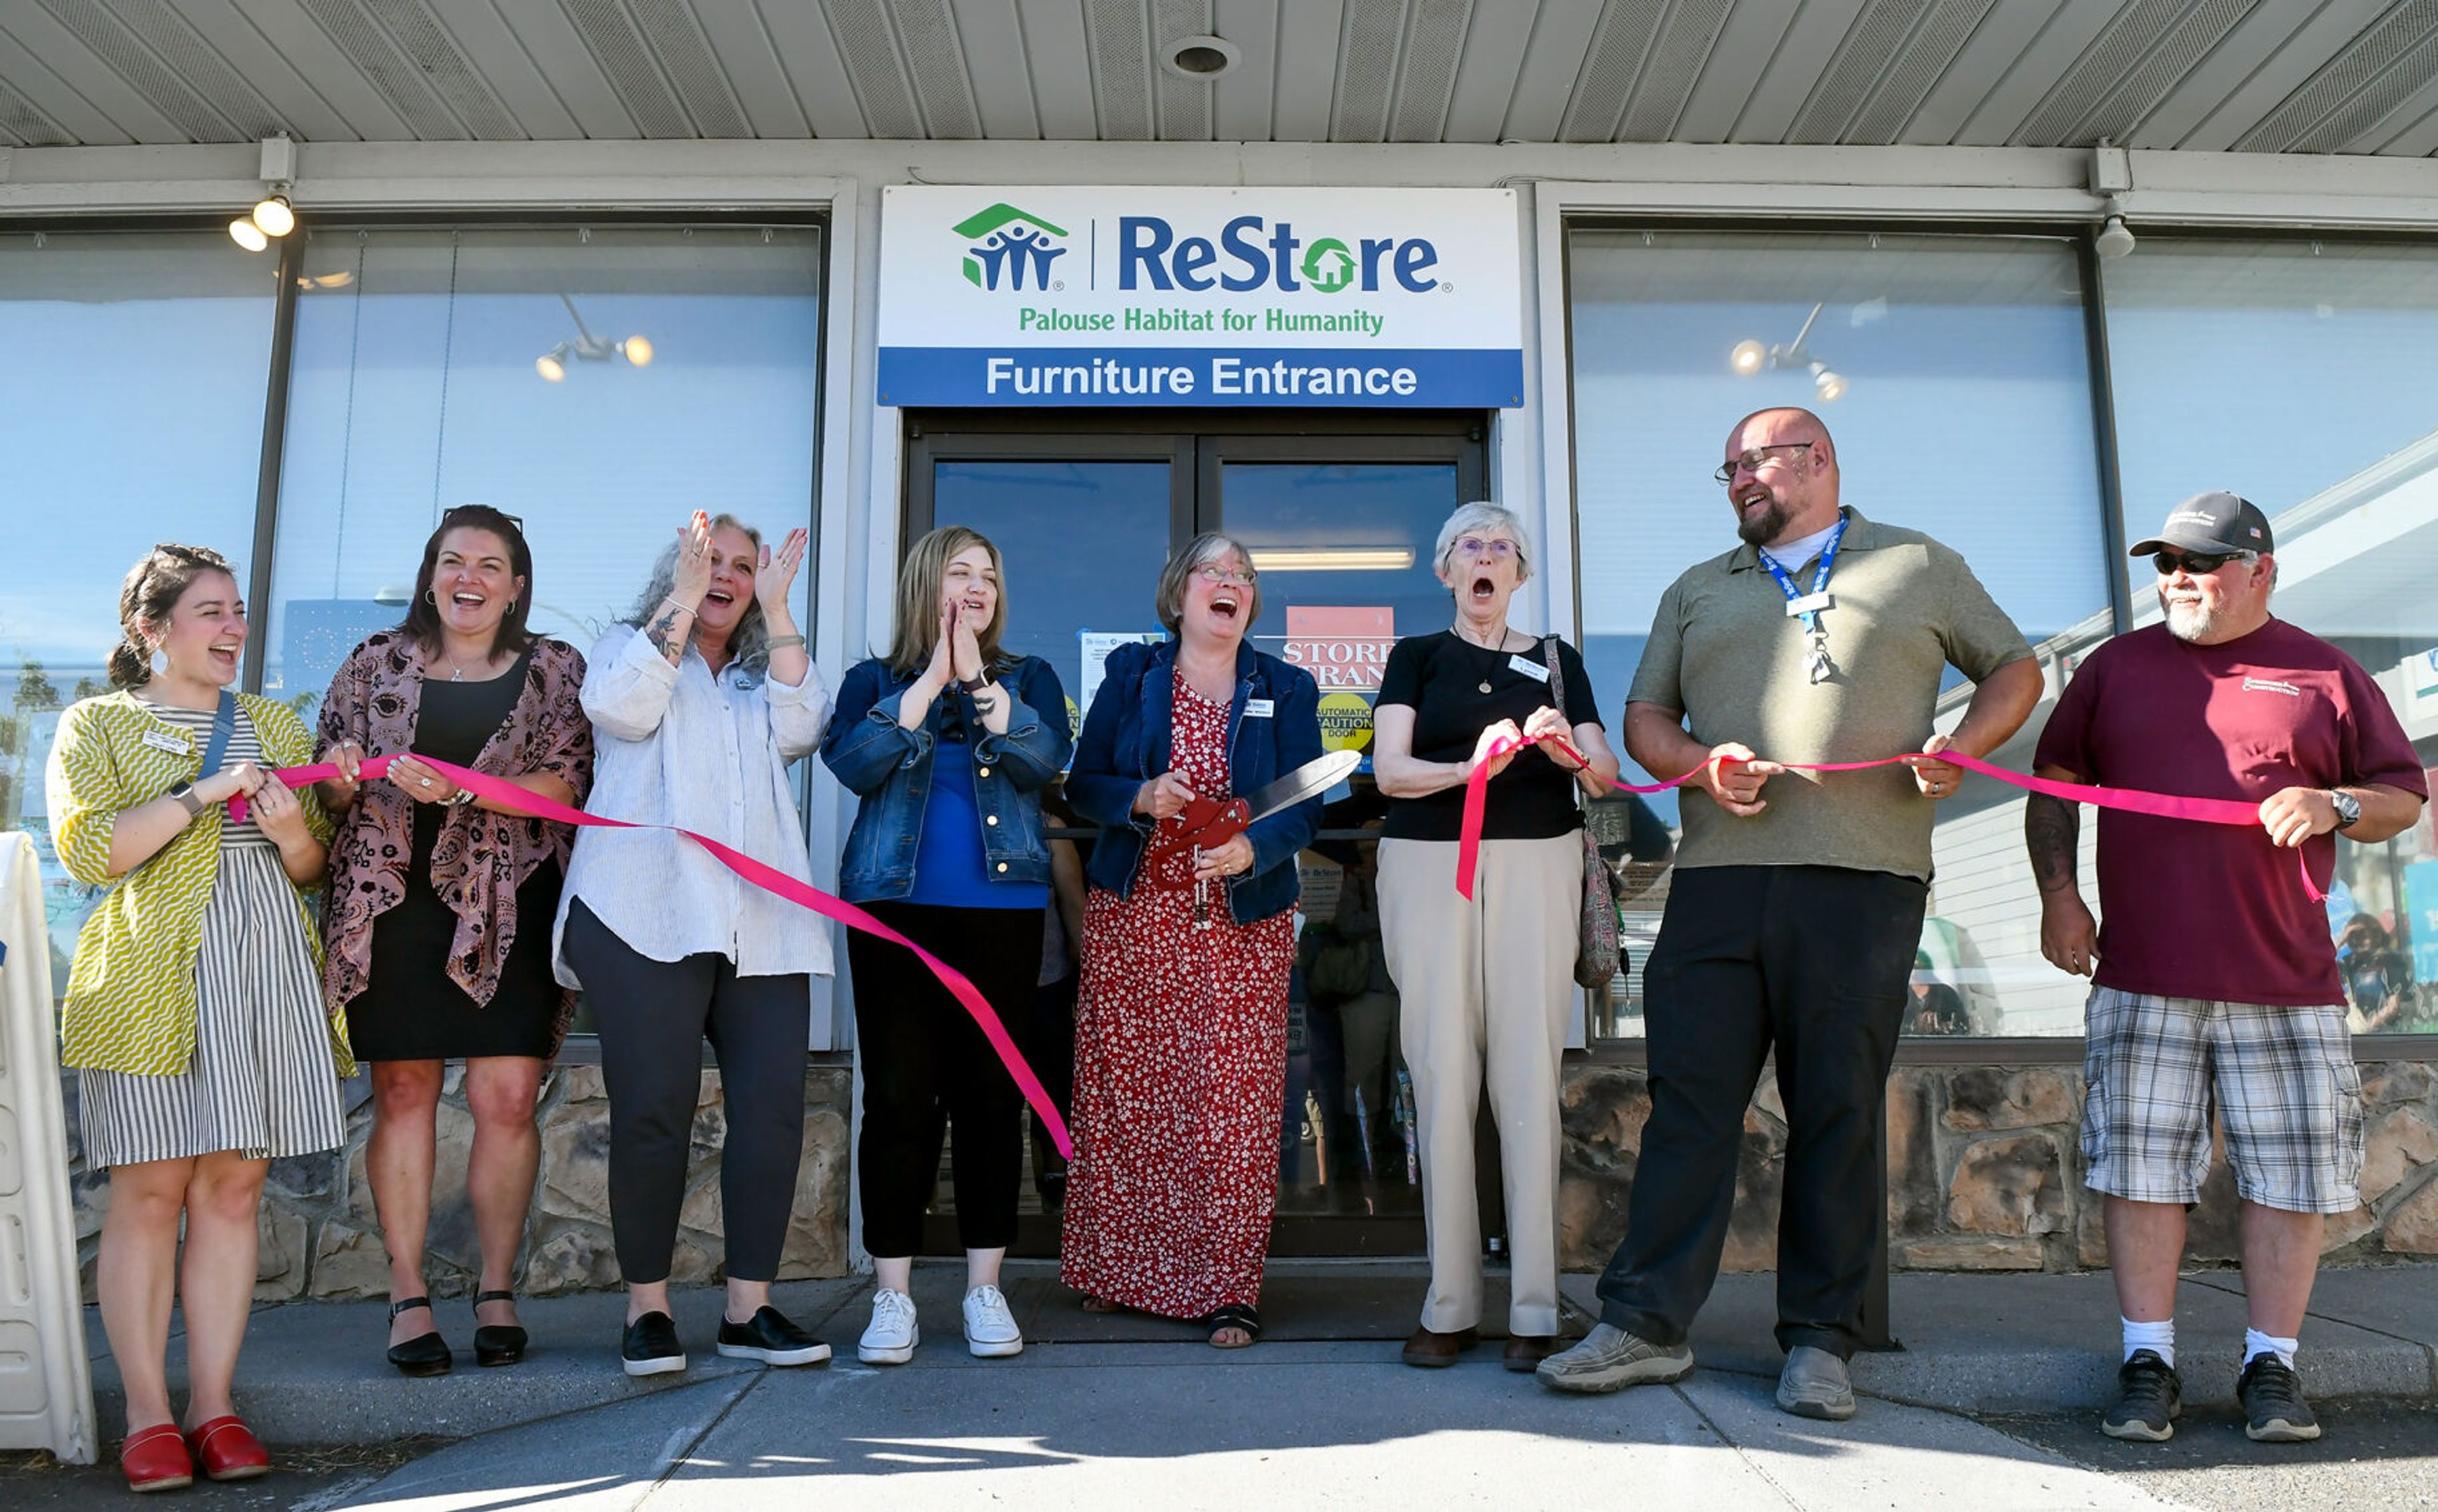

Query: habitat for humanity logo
[956,204,1068,291]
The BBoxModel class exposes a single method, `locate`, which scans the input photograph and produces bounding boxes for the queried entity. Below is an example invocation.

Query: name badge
[1785,592,1834,616]
[1243,698,1275,718]
[140,729,192,756]
[1507,654,1550,683]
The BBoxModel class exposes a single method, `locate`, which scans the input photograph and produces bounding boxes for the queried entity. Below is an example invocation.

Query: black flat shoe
[386,1296,451,1377]
[622,1311,685,1378]
[716,1306,831,1367]
[473,1289,528,1367]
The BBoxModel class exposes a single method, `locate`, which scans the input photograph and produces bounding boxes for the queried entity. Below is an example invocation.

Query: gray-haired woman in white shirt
[552,510,832,1379]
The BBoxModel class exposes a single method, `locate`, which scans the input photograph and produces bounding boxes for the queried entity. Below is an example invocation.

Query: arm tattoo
[646,609,685,668]
[2025,794,2080,895]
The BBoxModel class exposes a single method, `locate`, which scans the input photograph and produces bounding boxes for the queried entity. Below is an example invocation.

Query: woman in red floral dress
[1061,533,1326,1347]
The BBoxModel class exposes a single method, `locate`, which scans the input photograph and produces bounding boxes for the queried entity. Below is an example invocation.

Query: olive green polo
[1627,508,2032,882]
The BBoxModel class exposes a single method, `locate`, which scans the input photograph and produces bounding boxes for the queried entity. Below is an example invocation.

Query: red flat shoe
[119,1422,194,1493]
[185,1416,271,1481]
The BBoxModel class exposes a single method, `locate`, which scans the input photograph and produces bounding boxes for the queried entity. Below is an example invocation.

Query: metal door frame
[902,408,1488,1259]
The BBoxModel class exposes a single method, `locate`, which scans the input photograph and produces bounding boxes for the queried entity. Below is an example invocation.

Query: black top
[1376,631,1602,842]
[349,649,561,1062]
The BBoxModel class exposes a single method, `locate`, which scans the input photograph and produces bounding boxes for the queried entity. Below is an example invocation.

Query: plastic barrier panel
[0,832,95,1462]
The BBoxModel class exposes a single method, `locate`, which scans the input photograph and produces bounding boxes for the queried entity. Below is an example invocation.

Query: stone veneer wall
[59,1058,2438,1294]
[1559,1059,2438,1272]
[64,1064,855,1303]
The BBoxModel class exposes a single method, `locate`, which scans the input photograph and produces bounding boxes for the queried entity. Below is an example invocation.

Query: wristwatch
[167,779,205,818]
[957,675,996,696]
[2331,790,2362,830]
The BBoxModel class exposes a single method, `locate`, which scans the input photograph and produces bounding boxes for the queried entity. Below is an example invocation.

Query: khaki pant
[1378,833,1582,1337]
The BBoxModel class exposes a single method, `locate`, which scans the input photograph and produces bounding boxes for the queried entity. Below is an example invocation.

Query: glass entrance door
[903,413,1487,1257]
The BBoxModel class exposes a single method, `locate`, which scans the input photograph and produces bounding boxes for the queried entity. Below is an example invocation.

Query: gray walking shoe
[1776,1345,1856,1421]
[1535,1323,1694,1395]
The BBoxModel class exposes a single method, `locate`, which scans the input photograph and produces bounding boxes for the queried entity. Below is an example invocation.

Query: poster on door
[1270,606,1393,768]
[1078,630,1168,724]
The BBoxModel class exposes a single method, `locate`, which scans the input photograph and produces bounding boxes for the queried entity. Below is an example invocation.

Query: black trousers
[1596,865,1927,1359]
[848,901,1045,1258]
[563,900,812,1285]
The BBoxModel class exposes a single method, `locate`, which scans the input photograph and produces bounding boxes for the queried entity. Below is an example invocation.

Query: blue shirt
[905,739,1049,910]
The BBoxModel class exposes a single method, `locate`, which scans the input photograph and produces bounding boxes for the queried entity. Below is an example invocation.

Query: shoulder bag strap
[201,687,239,776]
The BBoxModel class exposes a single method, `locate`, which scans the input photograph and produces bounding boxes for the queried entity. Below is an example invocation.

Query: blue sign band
[879,346,1525,408]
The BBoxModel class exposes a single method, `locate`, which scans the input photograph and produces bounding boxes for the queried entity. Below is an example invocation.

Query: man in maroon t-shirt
[2030,491,2427,1448]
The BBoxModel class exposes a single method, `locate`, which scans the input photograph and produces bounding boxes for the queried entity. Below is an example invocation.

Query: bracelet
[767,633,805,651]
[661,596,698,617]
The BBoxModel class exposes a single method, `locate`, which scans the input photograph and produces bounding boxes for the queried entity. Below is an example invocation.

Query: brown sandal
[1080,1294,1124,1315]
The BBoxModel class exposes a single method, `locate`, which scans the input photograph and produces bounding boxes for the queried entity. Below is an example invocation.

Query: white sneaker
[963,1284,1024,1358]
[858,1288,919,1365]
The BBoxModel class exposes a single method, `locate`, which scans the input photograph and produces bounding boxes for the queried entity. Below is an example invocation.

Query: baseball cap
[2128,490,2274,557]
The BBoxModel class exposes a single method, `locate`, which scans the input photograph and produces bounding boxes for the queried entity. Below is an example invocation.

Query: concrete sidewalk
[84,1260,2438,1445]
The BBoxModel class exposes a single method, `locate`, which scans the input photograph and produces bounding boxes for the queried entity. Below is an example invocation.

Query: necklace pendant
[1478,680,1494,695]
[451,667,464,683]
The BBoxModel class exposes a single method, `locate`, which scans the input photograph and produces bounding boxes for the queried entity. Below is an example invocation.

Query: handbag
[1541,638,1621,990]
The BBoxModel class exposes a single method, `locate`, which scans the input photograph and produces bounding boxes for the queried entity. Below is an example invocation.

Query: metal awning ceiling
[1,1,2435,156]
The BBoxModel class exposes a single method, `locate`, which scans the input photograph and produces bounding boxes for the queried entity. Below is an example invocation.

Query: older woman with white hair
[1061,531,1325,1349]
[1372,500,1619,1372]
[554,510,832,1380]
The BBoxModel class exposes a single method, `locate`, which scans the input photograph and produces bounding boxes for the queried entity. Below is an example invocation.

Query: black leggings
[564,899,811,1285]
[848,902,1045,1258]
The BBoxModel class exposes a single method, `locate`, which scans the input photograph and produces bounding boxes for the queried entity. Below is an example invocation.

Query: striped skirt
[79,840,347,1168]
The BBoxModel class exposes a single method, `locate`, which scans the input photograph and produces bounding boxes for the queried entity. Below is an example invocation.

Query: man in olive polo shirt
[1540,407,2042,1419]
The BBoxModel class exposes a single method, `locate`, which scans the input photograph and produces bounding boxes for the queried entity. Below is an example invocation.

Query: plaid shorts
[2081,986,2366,1215]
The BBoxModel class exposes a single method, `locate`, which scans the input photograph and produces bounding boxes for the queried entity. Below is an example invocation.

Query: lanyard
[1757,514,1848,684]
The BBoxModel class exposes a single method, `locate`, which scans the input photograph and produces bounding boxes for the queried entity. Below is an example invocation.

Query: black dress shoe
[386,1296,451,1377]
[473,1289,527,1367]
[622,1311,685,1378]
[716,1306,832,1367]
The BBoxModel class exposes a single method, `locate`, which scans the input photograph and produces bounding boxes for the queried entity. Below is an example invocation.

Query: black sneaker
[2101,1350,2182,1442]
[2237,1353,2321,1443]
[621,1311,685,1378]
[716,1306,832,1367]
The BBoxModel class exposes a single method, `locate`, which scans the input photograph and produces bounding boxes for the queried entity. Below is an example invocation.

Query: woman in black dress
[316,507,593,1375]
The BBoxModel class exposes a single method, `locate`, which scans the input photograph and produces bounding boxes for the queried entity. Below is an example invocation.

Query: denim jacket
[820,653,1073,904]
[1066,639,1324,925]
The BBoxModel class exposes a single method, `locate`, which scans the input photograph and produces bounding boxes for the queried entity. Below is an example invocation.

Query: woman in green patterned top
[45,544,349,1491]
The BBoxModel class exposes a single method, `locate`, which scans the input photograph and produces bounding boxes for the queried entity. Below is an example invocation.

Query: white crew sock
[2244,1328,2298,1369]
[2122,1316,2175,1368]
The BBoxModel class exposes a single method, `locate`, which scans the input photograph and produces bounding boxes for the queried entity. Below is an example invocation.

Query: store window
[261,225,823,712]
[2105,238,2438,1035]
[1568,229,2113,1039]
[1,230,279,1000]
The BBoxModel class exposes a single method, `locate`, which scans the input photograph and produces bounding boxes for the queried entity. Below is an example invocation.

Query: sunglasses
[2151,549,2254,575]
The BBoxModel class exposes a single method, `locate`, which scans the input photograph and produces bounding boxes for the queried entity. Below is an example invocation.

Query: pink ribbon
[242,755,1072,1158]
[1455,735,2324,903]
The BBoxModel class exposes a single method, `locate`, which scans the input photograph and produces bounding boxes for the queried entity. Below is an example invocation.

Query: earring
[426,589,438,606]
[506,599,517,613]
[149,646,169,677]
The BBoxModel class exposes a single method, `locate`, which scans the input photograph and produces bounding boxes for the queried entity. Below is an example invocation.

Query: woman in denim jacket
[822,526,1071,1367]
[1058,532,1324,1349]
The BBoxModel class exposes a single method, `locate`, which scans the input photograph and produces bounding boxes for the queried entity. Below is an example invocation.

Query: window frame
[6,209,834,1059]
[1557,212,2438,1063]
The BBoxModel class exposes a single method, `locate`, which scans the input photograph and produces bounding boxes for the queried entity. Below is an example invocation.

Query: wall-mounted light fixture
[230,136,298,253]
[536,293,653,381]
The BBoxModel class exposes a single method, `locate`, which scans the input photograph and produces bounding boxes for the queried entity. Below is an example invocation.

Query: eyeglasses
[2151,549,2255,576]
[1195,564,1256,588]
[1455,536,1518,560]
[1713,442,1815,485]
